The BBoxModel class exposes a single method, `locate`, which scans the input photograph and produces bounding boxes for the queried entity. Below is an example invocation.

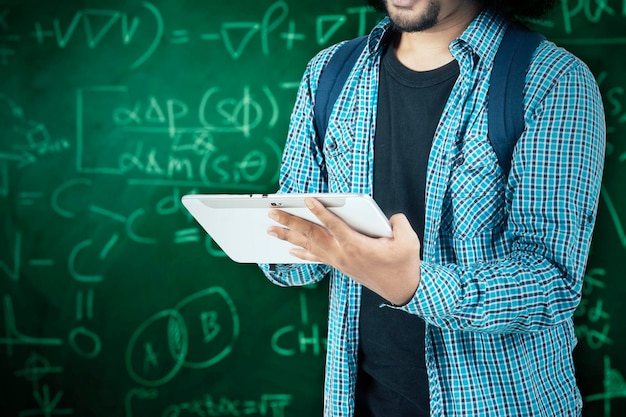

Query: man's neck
[394,4,482,72]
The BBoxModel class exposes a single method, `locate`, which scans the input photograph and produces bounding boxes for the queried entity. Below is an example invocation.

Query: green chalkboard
[0,1,624,416]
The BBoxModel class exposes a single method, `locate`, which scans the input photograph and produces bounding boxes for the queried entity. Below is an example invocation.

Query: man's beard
[386,0,441,32]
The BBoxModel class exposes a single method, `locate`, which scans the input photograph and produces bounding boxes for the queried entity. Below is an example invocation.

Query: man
[259,0,606,415]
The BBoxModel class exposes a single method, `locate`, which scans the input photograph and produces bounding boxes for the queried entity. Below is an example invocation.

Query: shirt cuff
[395,261,462,318]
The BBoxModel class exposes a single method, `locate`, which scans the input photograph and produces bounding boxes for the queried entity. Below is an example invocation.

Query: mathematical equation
[0,1,375,68]
[1,1,625,70]
[162,393,293,417]
[1,88,284,195]
[76,85,284,189]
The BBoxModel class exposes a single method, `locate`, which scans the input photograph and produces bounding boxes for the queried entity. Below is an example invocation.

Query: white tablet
[181,193,392,264]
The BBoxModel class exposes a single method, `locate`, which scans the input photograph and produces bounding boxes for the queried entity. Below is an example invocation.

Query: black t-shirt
[355,37,459,417]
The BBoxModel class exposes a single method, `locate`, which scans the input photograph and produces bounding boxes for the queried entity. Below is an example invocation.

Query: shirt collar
[366,16,393,54]
[453,8,508,66]
[366,8,509,67]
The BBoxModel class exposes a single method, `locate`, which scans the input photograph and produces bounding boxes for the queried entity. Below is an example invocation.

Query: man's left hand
[267,197,422,306]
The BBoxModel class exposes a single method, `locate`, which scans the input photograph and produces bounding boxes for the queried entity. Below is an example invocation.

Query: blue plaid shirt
[260,9,605,417]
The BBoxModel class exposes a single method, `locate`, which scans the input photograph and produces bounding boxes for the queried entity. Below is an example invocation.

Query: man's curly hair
[367,0,558,21]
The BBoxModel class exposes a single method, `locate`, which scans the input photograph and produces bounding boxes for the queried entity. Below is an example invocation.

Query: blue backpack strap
[489,24,544,175]
[313,27,542,176]
[314,36,368,148]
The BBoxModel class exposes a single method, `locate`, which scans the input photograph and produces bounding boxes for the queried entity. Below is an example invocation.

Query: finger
[303,197,355,241]
[268,207,325,236]
[268,208,329,242]
[268,208,302,228]
[267,224,328,263]
[267,223,318,251]
[267,210,333,259]
[288,247,325,263]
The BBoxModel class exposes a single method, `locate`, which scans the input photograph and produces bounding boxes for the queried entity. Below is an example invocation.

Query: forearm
[400,251,586,333]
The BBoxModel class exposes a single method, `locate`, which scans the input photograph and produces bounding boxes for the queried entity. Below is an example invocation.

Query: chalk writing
[0,295,63,356]
[68,240,105,282]
[126,309,188,387]
[126,287,239,386]
[0,2,377,68]
[576,268,614,349]
[586,355,626,416]
[0,93,67,167]
[75,289,93,320]
[1,291,104,362]
[68,326,101,359]
[532,0,626,42]
[560,0,621,34]
[14,352,62,382]
[11,353,74,416]
[173,287,239,369]
[125,388,158,417]
[271,291,327,357]
[29,3,163,69]
[20,384,74,417]
[76,86,282,189]
[597,70,626,164]
[162,393,292,417]
[0,0,623,416]
[601,186,626,249]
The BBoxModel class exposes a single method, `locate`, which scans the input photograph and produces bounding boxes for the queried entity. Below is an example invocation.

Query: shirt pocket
[440,144,506,240]
[324,124,354,191]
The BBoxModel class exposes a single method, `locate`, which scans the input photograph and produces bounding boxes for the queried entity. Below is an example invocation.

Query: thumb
[389,213,419,243]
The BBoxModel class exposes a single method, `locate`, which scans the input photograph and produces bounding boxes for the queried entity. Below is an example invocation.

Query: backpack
[313,24,545,176]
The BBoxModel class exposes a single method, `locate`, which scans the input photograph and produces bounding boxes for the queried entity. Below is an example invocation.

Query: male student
[260,0,606,415]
